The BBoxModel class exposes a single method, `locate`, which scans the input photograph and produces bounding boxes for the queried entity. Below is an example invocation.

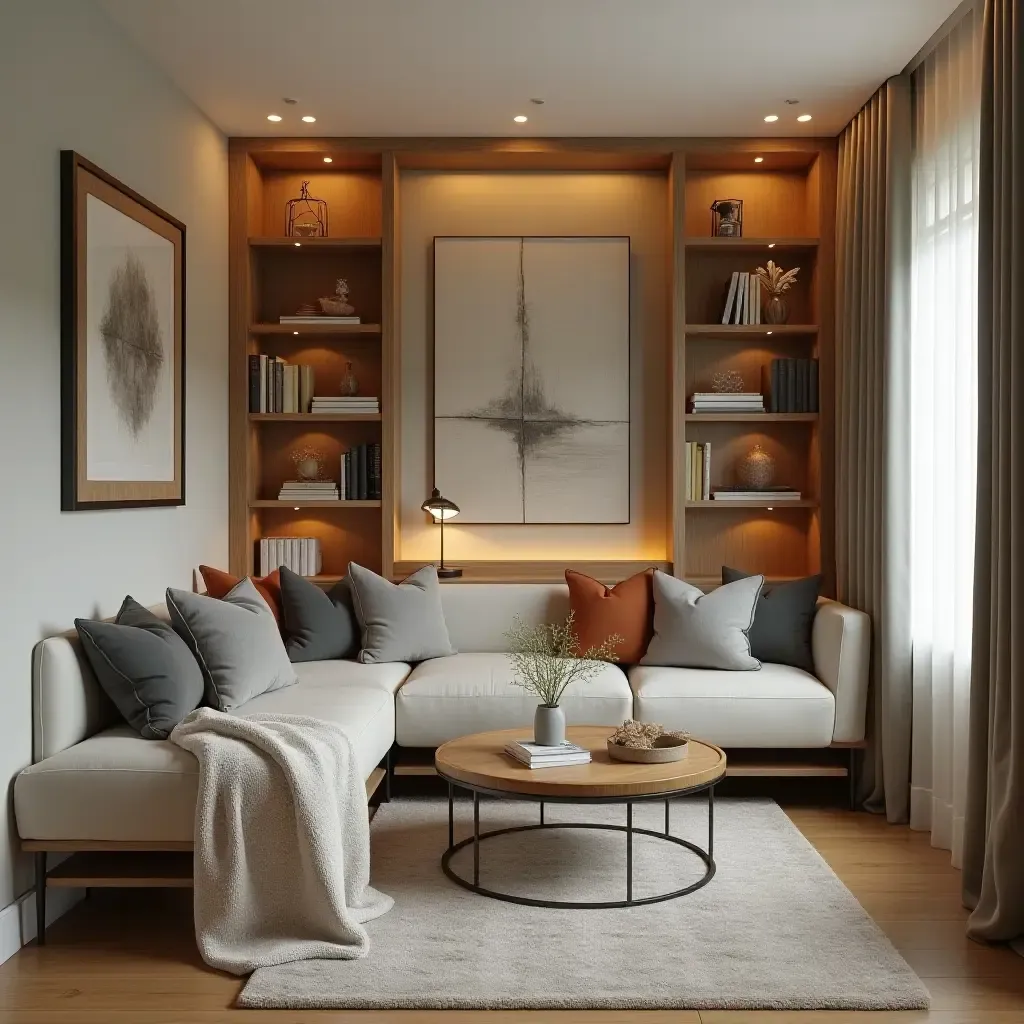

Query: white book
[258,354,268,413]
[746,274,754,325]
[279,316,361,324]
[313,538,322,575]
[721,271,740,325]
[259,538,267,576]
[339,453,347,500]
[685,441,692,501]
[754,275,761,324]
[733,272,747,324]
[703,441,711,500]
[507,740,589,759]
[292,538,302,574]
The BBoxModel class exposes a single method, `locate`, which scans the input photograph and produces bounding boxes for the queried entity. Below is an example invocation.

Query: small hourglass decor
[340,361,359,397]
[285,181,328,237]
[711,199,743,238]
[737,444,776,489]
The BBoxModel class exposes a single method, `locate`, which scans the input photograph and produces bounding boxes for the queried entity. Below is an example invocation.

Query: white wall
[0,0,228,926]
[400,172,669,561]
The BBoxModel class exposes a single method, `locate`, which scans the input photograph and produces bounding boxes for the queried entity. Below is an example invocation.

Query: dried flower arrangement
[504,612,622,708]
[755,260,800,297]
[610,720,690,749]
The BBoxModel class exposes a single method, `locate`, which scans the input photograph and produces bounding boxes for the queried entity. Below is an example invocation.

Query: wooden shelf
[685,412,818,423]
[685,324,818,338]
[249,500,381,509]
[249,413,381,423]
[684,237,819,251]
[685,499,818,509]
[250,323,381,335]
[249,236,381,248]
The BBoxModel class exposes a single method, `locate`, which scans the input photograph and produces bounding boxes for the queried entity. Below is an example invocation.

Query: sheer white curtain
[909,8,980,865]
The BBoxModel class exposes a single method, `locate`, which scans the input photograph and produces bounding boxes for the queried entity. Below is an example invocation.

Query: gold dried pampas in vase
[755,260,800,325]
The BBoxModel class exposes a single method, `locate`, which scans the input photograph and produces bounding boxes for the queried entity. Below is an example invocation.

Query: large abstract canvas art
[433,236,630,524]
[61,152,185,509]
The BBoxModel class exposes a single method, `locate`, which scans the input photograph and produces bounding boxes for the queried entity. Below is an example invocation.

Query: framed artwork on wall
[60,151,185,510]
[433,236,630,524]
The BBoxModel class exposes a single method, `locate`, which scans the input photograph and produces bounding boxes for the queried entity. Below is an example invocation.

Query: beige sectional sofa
[14,581,870,939]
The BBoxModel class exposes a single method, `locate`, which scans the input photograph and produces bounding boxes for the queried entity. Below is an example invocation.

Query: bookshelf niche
[676,149,835,592]
[229,152,397,583]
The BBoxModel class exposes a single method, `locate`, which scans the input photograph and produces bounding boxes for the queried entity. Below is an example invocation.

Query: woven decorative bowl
[607,736,689,764]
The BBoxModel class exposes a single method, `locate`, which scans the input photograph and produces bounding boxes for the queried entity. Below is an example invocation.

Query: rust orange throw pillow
[566,568,655,664]
[198,565,282,622]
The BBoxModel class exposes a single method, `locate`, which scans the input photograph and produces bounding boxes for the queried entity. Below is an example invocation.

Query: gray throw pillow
[641,570,764,671]
[166,579,296,711]
[279,566,358,662]
[75,597,204,740]
[722,566,821,673]
[348,562,455,664]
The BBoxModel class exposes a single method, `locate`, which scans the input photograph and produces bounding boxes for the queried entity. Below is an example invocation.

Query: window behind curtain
[908,7,979,863]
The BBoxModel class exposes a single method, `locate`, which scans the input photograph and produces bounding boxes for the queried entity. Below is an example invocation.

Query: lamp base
[437,565,463,579]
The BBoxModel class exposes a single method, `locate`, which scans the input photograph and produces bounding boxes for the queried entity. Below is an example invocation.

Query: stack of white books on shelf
[278,315,361,325]
[311,396,380,415]
[690,392,765,413]
[712,486,803,501]
[259,537,322,577]
[277,479,339,502]
[504,739,592,769]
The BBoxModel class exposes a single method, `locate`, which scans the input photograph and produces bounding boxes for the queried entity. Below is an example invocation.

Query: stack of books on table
[712,486,803,502]
[277,479,339,502]
[311,396,380,415]
[504,740,592,769]
[690,392,765,414]
[259,537,322,577]
[278,315,362,325]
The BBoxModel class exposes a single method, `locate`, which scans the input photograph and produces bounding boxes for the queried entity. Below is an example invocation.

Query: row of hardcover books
[685,441,712,500]
[766,358,819,413]
[248,355,313,414]
[721,271,762,325]
[341,444,382,501]
[258,537,322,577]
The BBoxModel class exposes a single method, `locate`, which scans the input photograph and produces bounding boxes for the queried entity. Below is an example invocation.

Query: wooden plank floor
[0,807,1021,1024]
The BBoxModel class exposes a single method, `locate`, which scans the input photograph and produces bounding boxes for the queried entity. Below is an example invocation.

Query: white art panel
[85,194,175,481]
[433,236,630,524]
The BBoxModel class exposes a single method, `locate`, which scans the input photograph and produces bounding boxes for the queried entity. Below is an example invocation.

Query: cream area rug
[239,797,930,1010]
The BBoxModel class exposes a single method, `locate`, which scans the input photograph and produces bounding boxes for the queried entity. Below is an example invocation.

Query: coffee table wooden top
[435,726,726,799]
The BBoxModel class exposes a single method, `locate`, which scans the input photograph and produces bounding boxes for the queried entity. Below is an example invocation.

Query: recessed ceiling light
[301,115,316,123]
[754,156,764,163]
[293,331,299,336]
[267,114,282,122]
[767,506,774,511]
[294,242,301,247]
[797,114,813,122]
[323,156,333,163]
[764,114,779,123]
[766,330,773,335]
[513,115,528,123]
[768,243,775,248]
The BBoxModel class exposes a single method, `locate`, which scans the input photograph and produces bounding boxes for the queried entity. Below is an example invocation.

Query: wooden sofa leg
[35,852,46,946]
[383,746,394,803]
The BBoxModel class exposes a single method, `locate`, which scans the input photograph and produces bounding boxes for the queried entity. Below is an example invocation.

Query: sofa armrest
[811,600,871,743]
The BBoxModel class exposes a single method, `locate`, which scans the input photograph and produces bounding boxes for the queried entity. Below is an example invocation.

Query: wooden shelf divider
[683,236,820,251]
[249,236,382,248]
[249,413,382,423]
[249,500,382,509]
[249,322,381,335]
[685,499,818,509]
[685,324,818,337]
[684,412,818,423]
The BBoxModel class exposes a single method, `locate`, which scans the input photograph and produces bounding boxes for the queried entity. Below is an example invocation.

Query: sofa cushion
[166,580,296,711]
[566,568,654,663]
[395,652,632,747]
[629,663,836,748]
[279,567,359,662]
[14,659,403,843]
[200,565,283,621]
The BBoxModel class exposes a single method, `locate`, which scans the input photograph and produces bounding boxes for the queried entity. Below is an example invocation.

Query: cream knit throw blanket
[171,708,393,976]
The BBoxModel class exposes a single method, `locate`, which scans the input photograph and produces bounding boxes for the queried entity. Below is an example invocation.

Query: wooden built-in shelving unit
[228,140,835,589]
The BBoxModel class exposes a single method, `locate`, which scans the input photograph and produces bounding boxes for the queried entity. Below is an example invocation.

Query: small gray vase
[534,704,566,747]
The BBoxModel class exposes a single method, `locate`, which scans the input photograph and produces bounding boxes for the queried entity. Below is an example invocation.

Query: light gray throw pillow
[75,597,204,739]
[166,579,297,711]
[641,570,764,670]
[348,562,455,664]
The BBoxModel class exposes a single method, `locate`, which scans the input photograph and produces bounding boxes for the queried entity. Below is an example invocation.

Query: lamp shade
[421,487,460,521]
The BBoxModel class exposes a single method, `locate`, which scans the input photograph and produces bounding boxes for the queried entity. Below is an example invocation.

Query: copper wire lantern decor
[285,181,329,237]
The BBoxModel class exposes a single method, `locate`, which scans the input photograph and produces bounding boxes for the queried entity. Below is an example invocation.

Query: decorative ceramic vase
[340,361,359,397]
[534,704,566,747]
[738,444,776,489]
[764,296,790,324]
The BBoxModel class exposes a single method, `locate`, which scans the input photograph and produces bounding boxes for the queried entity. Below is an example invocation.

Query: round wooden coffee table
[435,725,726,909]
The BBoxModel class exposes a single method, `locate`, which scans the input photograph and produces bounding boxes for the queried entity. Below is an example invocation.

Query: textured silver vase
[738,444,776,489]
[534,704,566,747]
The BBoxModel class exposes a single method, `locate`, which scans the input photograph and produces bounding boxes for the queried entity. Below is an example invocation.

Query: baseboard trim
[0,885,85,966]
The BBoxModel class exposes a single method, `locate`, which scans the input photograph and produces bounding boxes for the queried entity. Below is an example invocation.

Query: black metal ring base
[442,820,716,909]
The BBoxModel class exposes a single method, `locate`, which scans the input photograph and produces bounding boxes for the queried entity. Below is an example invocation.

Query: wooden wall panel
[381,154,400,580]
[259,171,382,238]
[669,152,687,575]
[684,171,814,238]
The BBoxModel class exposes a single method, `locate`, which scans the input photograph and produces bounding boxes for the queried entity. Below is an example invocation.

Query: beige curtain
[835,78,913,822]
[962,0,1024,954]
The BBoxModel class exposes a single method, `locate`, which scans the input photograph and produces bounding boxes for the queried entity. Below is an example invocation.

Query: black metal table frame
[439,775,718,909]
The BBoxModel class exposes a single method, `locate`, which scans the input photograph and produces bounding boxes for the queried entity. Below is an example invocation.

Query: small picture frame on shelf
[711,199,743,238]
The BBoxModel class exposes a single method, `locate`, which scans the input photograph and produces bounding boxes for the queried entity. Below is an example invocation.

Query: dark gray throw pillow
[279,566,359,662]
[721,566,822,673]
[75,597,204,740]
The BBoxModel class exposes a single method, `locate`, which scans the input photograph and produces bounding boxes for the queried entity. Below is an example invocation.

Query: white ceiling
[99,0,958,138]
